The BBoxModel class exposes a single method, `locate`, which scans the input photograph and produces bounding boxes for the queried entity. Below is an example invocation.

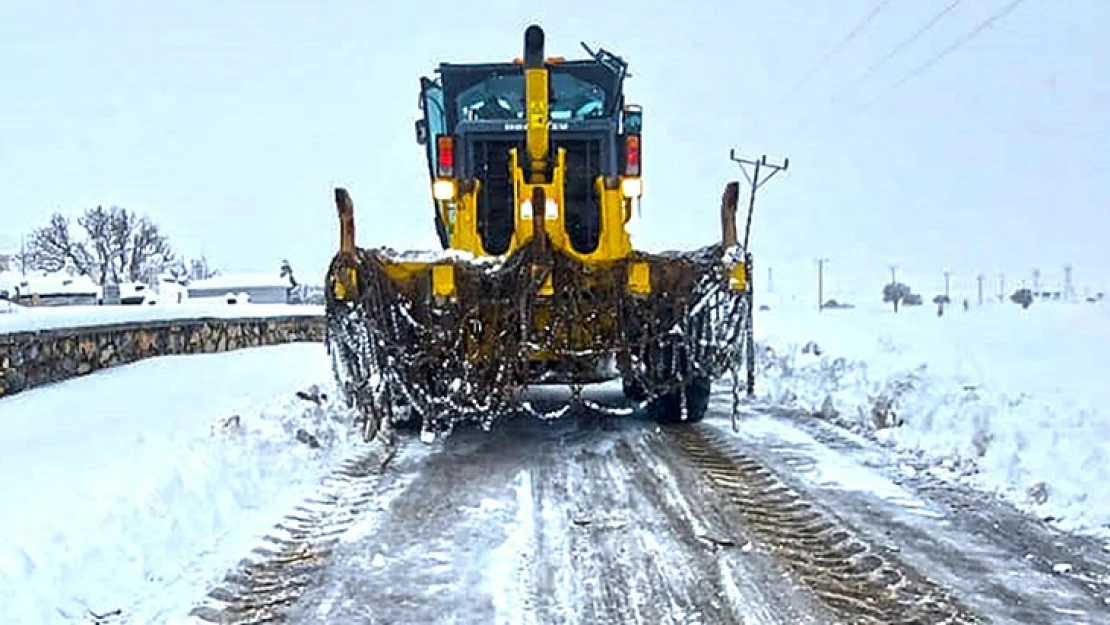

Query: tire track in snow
[185,442,404,624]
[523,436,721,624]
[723,406,1110,623]
[498,416,834,624]
[635,431,842,623]
[668,424,981,624]
[287,419,543,624]
[288,413,843,624]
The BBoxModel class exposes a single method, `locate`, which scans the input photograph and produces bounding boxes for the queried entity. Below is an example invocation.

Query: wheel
[387,387,423,432]
[392,412,423,432]
[649,377,711,424]
[621,377,649,402]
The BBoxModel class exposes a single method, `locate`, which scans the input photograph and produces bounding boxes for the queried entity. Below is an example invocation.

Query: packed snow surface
[753,298,1110,538]
[0,302,322,334]
[0,343,359,624]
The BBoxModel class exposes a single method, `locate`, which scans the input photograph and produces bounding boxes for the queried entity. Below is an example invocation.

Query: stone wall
[0,315,325,398]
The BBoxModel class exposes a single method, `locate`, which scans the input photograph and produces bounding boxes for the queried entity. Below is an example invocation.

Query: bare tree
[164,258,189,282]
[118,211,173,283]
[25,206,174,284]
[281,259,324,305]
[188,256,220,281]
[280,259,298,287]
[25,213,94,275]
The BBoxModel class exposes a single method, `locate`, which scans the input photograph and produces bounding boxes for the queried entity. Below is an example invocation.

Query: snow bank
[0,302,322,334]
[752,300,1110,538]
[0,343,362,624]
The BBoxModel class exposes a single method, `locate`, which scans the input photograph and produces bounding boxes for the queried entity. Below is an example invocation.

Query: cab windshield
[456,71,607,123]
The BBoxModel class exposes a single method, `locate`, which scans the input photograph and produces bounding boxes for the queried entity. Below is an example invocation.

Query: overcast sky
[1,0,1106,300]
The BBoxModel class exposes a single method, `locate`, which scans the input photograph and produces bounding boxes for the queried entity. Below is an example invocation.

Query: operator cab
[415,44,642,255]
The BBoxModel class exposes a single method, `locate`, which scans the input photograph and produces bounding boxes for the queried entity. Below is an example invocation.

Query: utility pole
[999,273,1006,302]
[729,150,790,250]
[817,258,828,312]
[1064,265,1074,301]
[943,271,952,299]
[977,274,984,306]
[1033,268,1041,294]
[19,234,26,274]
[888,264,898,284]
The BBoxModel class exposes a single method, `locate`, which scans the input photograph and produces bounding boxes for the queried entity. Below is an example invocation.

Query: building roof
[188,273,292,291]
[0,271,100,296]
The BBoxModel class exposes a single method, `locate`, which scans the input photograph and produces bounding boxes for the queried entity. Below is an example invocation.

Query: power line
[857,0,1029,112]
[831,0,965,105]
[775,0,898,106]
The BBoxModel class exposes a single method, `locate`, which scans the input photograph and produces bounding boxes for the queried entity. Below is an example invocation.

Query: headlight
[621,177,642,198]
[432,179,456,200]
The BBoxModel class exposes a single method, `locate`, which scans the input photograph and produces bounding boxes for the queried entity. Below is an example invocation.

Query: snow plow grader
[324,25,759,442]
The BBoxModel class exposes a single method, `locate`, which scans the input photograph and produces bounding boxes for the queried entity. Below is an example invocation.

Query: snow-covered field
[752,297,1110,539]
[0,302,323,334]
[0,343,359,624]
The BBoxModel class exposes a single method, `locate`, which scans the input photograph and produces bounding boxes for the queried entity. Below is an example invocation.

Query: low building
[0,271,100,307]
[152,277,189,305]
[186,272,294,305]
[119,282,151,305]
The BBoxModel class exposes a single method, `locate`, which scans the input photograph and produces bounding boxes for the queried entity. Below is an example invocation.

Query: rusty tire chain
[668,426,980,625]
[326,229,753,442]
[188,444,402,624]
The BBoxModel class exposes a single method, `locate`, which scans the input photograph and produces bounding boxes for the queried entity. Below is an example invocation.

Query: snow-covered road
[5,335,1109,623]
[214,386,1110,624]
[282,401,839,625]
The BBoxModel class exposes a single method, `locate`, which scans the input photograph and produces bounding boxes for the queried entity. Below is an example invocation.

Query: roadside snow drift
[752,301,1110,538]
[0,343,360,624]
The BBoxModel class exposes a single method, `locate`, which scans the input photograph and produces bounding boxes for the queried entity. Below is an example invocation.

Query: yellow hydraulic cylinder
[523,25,550,183]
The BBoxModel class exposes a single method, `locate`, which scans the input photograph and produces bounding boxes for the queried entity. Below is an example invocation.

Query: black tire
[649,377,711,424]
[622,377,649,402]
[390,390,423,432]
[392,414,423,432]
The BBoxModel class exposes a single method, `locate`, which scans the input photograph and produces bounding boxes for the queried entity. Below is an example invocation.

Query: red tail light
[436,135,454,177]
[625,134,641,176]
